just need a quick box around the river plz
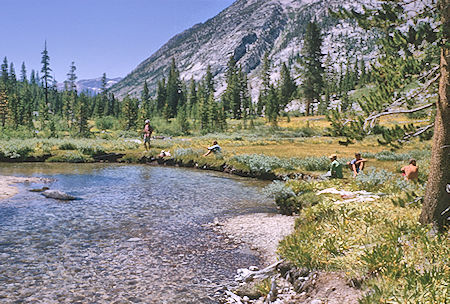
[0,163,275,304]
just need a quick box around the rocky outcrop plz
[111,0,377,99]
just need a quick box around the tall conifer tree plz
[300,20,324,116]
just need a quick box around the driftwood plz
[225,290,243,304]
[265,275,279,303]
[237,260,284,283]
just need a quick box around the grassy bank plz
[265,171,448,303]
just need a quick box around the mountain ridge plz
[111,0,376,99]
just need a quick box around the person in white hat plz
[329,154,343,179]
[142,119,153,151]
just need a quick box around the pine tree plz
[278,62,296,110]
[265,84,279,125]
[20,82,33,129]
[204,65,215,101]
[40,41,52,111]
[165,58,183,118]
[0,84,8,127]
[330,0,448,230]
[95,73,107,116]
[156,78,167,112]
[176,105,190,135]
[187,78,198,119]
[223,56,237,114]
[1,57,8,87]
[240,71,251,127]
[300,20,324,116]
[8,63,20,126]
[122,95,139,130]
[141,80,151,119]
[75,92,90,136]
[208,94,219,130]
[20,62,27,83]
[257,53,271,116]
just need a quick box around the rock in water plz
[29,186,50,192]
[41,190,77,201]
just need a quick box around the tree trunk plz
[305,99,311,116]
[419,0,450,231]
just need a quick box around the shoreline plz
[215,213,297,267]
[0,175,48,201]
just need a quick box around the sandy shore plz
[0,176,47,201]
[218,213,297,265]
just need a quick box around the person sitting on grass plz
[329,154,343,179]
[159,150,171,158]
[348,152,367,177]
[142,119,153,151]
[401,158,419,181]
[203,141,221,156]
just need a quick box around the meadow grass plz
[276,176,448,304]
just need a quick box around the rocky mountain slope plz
[111,0,377,99]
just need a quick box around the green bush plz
[0,140,34,160]
[232,154,294,174]
[264,181,299,215]
[290,156,330,171]
[298,192,322,208]
[356,167,394,191]
[96,116,120,131]
[46,151,93,163]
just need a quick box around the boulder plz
[41,190,77,201]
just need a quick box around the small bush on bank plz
[290,156,330,172]
[0,140,34,160]
[263,181,298,215]
[232,154,294,174]
[356,167,393,192]
[46,151,93,163]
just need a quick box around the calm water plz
[0,163,274,304]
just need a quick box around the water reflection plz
[0,164,275,303]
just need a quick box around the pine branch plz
[388,72,440,109]
[364,102,435,131]
[400,122,434,142]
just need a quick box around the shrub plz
[59,142,77,150]
[356,167,393,191]
[95,116,119,131]
[46,151,93,163]
[298,192,322,208]
[264,181,298,215]
[0,140,34,160]
[232,154,294,174]
[290,156,330,171]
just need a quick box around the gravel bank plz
[0,176,47,201]
[218,213,297,265]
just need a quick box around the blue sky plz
[0,0,234,81]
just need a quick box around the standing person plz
[329,154,343,179]
[203,141,221,156]
[143,119,153,151]
[401,158,419,181]
[349,152,367,177]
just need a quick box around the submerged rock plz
[41,190,77,201]
[29,187,50,192]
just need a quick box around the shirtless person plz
[143,119,153,151]
[401,159,419,181]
